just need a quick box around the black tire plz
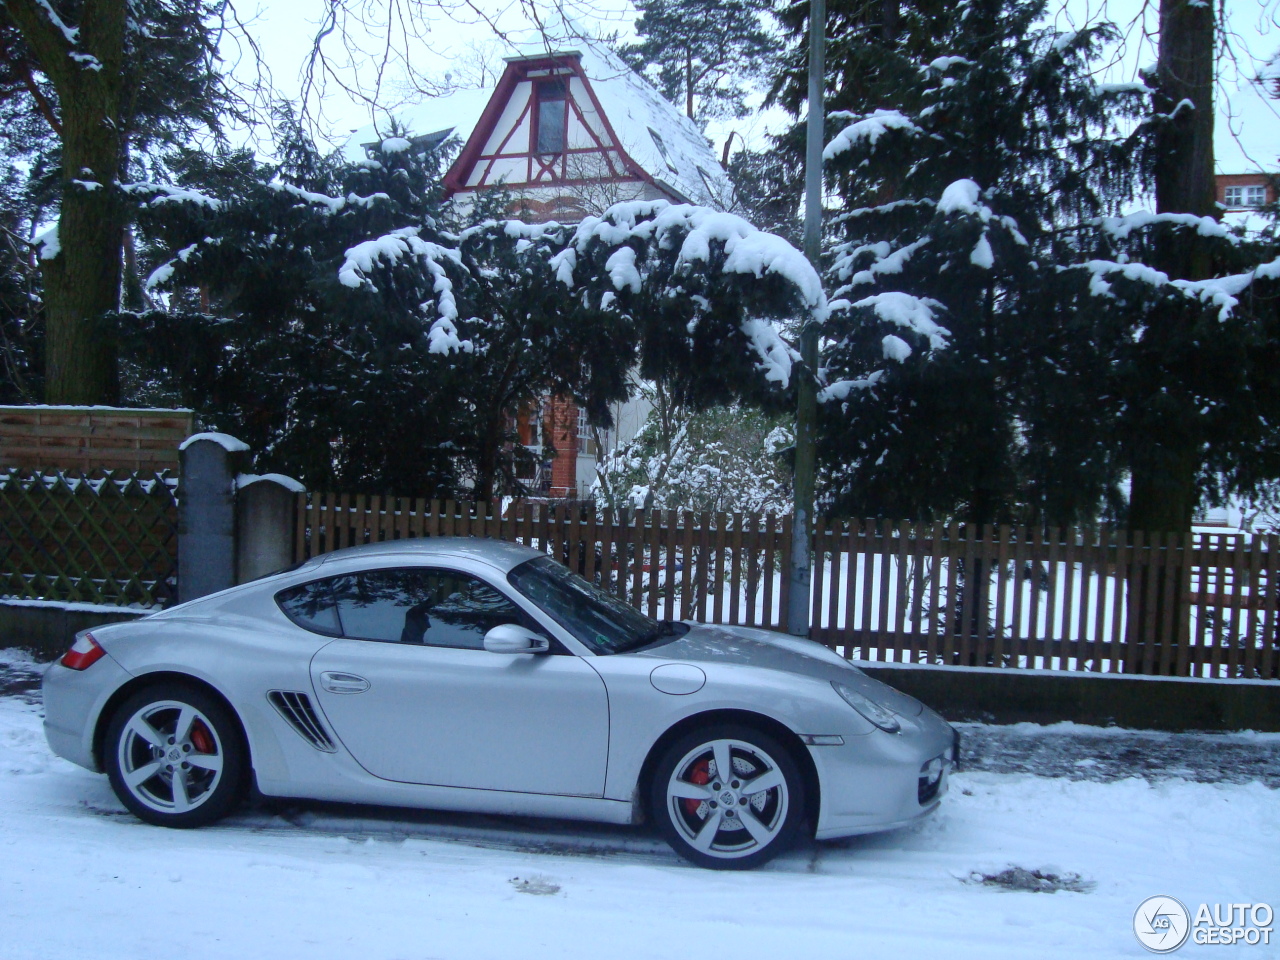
[649,722,806,870]
[104,682,247,828]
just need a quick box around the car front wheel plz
[650,723,805,869]
[104,684,246,828]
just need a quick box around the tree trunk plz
[1128,0,1217,534]
[1125,0,1216,669]
[5,0,127,404]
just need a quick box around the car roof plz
[307,536,546,575]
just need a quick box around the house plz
[346,41,734,499]
[1215,172,1275,211]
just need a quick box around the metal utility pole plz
[787,0,825,636]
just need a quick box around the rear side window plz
[276,577,344,636]
[336,568,527,649]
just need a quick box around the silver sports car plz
[43,538,957,869]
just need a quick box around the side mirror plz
[483,623,551,655]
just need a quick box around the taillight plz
[60,633,106,670]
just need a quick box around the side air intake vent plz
[268,691,337,752]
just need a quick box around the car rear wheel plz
[104,684,246,828]
[650,723,805,869]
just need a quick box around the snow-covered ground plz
[1,660,1277,959]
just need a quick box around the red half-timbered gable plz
[444,54,647,200]
[346,42,729,498]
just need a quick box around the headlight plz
[831,681,901,733]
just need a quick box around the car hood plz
[637,622,924,717]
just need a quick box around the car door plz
[307,565,610,797]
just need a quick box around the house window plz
[648,128,679,174]
[577,408,596,456]
[1224,184,1267,208]
[535,81,567,155]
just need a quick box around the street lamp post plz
[786,0,825,637]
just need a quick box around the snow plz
[70,179,102,191]
[844,238,929,286]
[337,229,473,355]
[937,179,986,216]
[969,232,994,269]
[1,694,1275,959]
[819,370,884,403]
[741,319,797,388]
[340,39,733,211]
[1096,82,1148,95]
[0,598,155,615]
[380,137,413,154]
[1077,255,1280,322]
[1095,210,1240,243]
[236,473,307,494]
[824,110,922,160]
[120,181,222,210]
[882,334,913,362]
[604,247,642,294]
[178,432,250,453]
[566,201,825,311]
[269,182,390,215]
[68,52,102,71]
[36,225,59,261]
[851,293,950,351]
[34,0,78,43]
[574,41,734,209]
[926,56,971,72]
[341,87,494,165]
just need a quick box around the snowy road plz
[1,656,1278,959]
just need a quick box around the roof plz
[341,38,733,210]
[310,537,545,574]
[567,41,732,208]
[342,87,493,167]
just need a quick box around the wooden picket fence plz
[0,469,179,607]
[293,495,1280,681]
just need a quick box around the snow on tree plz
[593,394,792,515]
[808,0,1154,526]
[130,123,819,499]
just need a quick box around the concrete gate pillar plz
[177,433,247,603]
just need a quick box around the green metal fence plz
[0,469,179,608]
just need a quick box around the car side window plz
[335,568,530,650]
[275,577,343,636]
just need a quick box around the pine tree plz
[619,0,781,123]
[813,0,1147,526]
[1,0,244,403]
[130,123,819,498]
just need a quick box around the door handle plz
[320,671,370,695]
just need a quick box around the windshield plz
[507,556,671,655]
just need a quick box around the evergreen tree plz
[619,0,781,123]
[1,0,245,404]
[129,123,818,498]
[813,0,1147,526]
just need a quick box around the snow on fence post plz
[178,433,248,603]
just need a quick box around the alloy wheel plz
[115,699,225,815]
[665,737,790,860]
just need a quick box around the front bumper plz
[809,709,956,840]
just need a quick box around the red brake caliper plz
[683,758,711,815]
[189,719,215,754]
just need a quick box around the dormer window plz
[535,80,567,155]
[1224,184,1267,208]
